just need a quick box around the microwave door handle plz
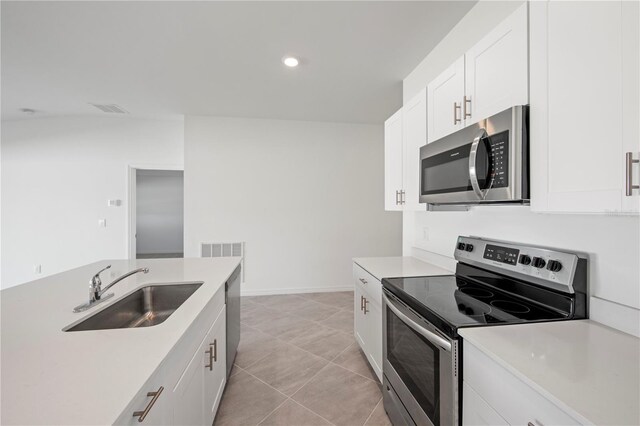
[469,128,489,200]
[383,293,452,352]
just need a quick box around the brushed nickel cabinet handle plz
[360,295,364,311]
[205,346,214,370]
[454,102,462,124]
[626,152,639,196]
[213,339,217,363]
[395,190,401,205]
[132,386,164,422]
[401,190,406,205]
[363,298,369,315]
[359,278,368,285]
[463,96,472,118]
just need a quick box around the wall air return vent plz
[90,103,128,114]
[201,242,245,282]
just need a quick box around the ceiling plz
[1,1,475,124]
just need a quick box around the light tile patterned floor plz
[213,292,392,426]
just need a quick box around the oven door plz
[382,289,458,426]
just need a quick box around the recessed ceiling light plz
[283,57,299,68]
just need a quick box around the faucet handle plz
[90,264,112,285]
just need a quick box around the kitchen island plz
[1,257,241,425]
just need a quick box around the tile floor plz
[214,291,392,426]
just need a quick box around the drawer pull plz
[454,102,462,124]
[205,340,218,371]
[132,386,164,422]
[363,297,369,315]
[359,278,368,285]
[360,295,365,311]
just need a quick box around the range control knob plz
[532,257,546,269]
[465,244,474,252]
[547,260,563,272]
[518,254,532,265]
[457,243,467,251]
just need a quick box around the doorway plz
[132,169,184,259]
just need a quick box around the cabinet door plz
[530,0,640,213]
[173,336,207,425]
[464,3,528,123]
[354,284,367,349]
[462,382,508,426]
[427,56,465,143]
[621,0,640,213]
[203,307,227,425]
[402,88,427,211]
[384,108,404,211]
[365,297,383,382]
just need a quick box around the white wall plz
[136,170,184,255]
[1,116,184,289]
[184,116,402,295]
[402,2,640,317]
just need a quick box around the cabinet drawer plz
[464,342,581,426]
[115,369,167,426]
[353,263,381,306]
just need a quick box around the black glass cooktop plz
[382,272,572,339]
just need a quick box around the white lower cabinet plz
[353,263,383,382]
[114,290,228,425]
[463,342,580,426]
[174,306,226,426]
[463,382,508,426]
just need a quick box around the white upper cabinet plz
[384,91,426,212]
[464,3,528,123]
[402,88,427,210]
[427,4,528,144]
[384,108,403,211]
[530,0,640,213]
[427,57,465,143]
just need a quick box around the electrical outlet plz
[422,227,430,241]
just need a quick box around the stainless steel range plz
[381,236,587,426]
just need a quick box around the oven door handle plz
[469,128,492,200]
[383,293,452,352]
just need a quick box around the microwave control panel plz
[488,130,509,188]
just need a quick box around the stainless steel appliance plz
[225,265,241,378]
[381,236,587,426]
[419,106,529,206]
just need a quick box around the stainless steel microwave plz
[419,105,529,206]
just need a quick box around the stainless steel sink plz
[66,282,203,332]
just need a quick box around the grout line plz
[255,397,290,426]
[289,398,338,426]
[361,396,384,426]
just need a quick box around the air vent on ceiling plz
[201,242,245,282]
[90,103,128,114]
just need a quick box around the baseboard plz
[241,285,354,297]
[589,296,640,338]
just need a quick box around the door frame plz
[127,164,184,260]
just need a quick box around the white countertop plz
[459,320,640,426]
[0,257,241,425]
[352,256,452,281]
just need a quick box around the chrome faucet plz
[73,265,149,313]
